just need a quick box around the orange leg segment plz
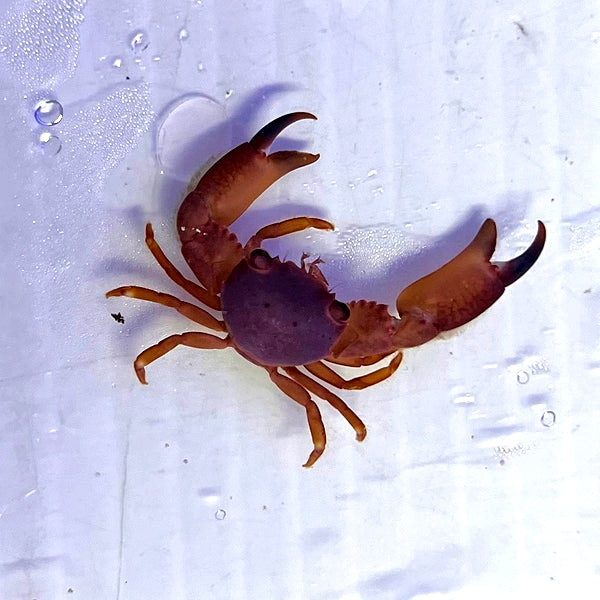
[268,369,326,468]
[245,217,334,252]
[106,286,225,332]
[283,367,367,442]
[305,351,403,391]
[144,223,221,311]
[134,332,230,384]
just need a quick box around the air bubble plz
[541,410,556,427]
[215,509,226,520]
[225,89,233,99]
[155,93,229,180]
[34,99,63,126]
[112,57,122,68]
[178,28,189,41]
[197,62,205,72]
[516,370,530,384]
[39,132,61,156]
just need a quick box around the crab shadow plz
[263,189,536,310]
[322,206,490,308]
[118,86,538,318]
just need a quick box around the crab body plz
[221,253,346,366]
[107,112,546,467]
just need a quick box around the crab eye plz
[249,248,273,271]
[329,300,350,323]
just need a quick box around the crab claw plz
[393,220,546,348]
[177,112,320,241]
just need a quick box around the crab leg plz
[106,286,225,332]
[245,217,334,253]
[394,220,546,348]
[177,112,320,236]
[283,367,367,441]
[134,332,230,384]
[269,368,326,468]
[305,351,404,391]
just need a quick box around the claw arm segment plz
[144,223,221,311]
[325,352,395,367]
[106,285,226,332]
[330,300,402,360]
[305,351,403,391]
[134,332,230,384]
[283,367,367,442]
[181,221,244,296]
[245,217,334,253]
[177,112,319,233]
[269,368,326,468]
[394,220,546,348]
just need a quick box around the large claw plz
[177,112,320,242]
[393,219,546,348]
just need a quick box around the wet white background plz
[1,1,599,598]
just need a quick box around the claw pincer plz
[392,219,547,348]
[107,111,546,467]
[177,112,319,236]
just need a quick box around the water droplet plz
[130,30,148,53]
[215,508,226,520]
[516,370,529,384]
[178,28,189,41]
[39,131,61,156]
[155,93,229,180]
[34,99,63,126]
[541,410,556,427]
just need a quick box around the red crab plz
[107,112,546,467]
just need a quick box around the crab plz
[107,112,546,467]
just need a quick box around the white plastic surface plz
[1,1,599,599]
